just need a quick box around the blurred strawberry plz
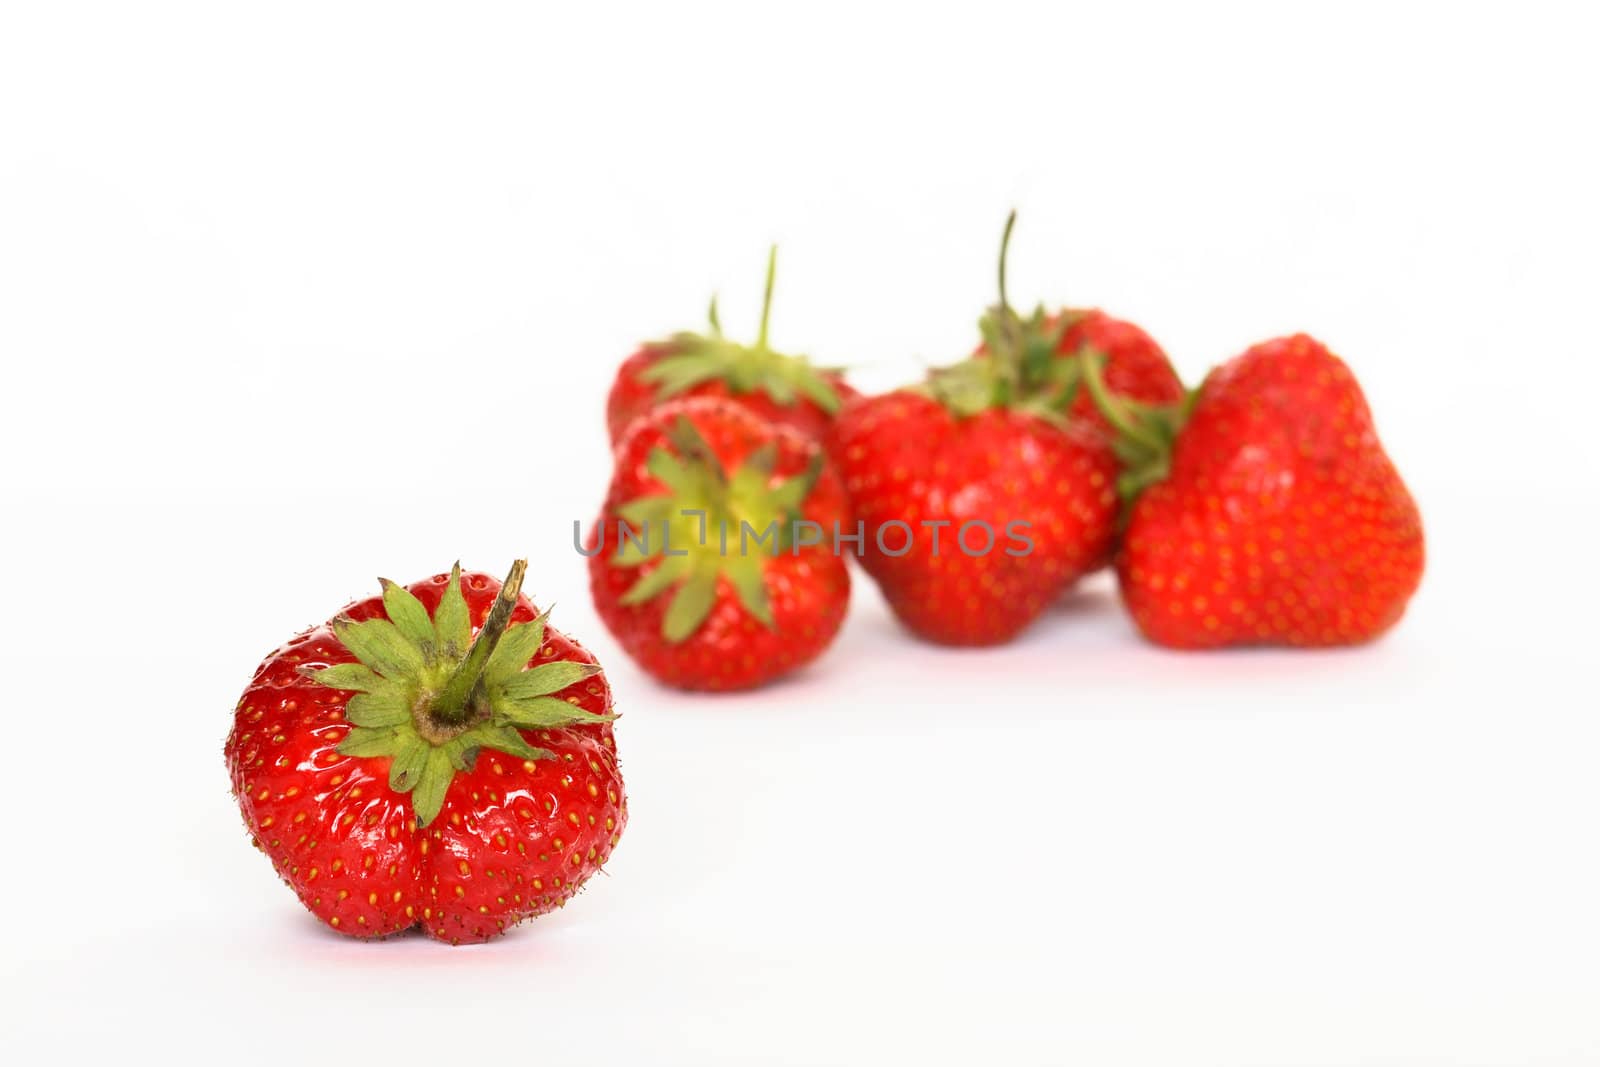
[590,396,851,689]
[829,217,1120,645]
[1088,334,1425,648]
[607,248,856,445]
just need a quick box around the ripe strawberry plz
[1100,334,1425,648]
[831,389,1118,645]
[225,562,626,944]
[972,214,1185,442]
[828,217,1123,645]
[588,396,851,689]
[606,247,856,445]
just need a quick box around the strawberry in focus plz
[607,247,857,445]
[225,563,626,944]
[589,396,851,690]
[829,218,1120,646]
[1096,334,1425,648]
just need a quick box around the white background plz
[3,2,1598,1064]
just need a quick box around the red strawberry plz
[827,216,1124,644]
[606,247,857,445]
[1101,334,1425,648]
[831,389,1118,645]
[972,215,1185,442]
[225,562,626,944]
[589,396,851,690]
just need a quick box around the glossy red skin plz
[977,308,1186,438]
[225,572,626,944]
[589,396,851,690]
[829,392,1120,645]
[1117,334,1425,649]
[606,345,859,446]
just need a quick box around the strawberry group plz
[226,563,625,943]
[227,218,1427,945]
[590,396,852,688]
[596,220,1424,653]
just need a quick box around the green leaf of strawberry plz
[610,414,822,643]
[637,247,842,415]
[309,561,614,828]
[605,250,859,448]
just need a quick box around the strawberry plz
[588,395,851,689]
[828,219,1120,645]
[225,562,626,944]
[606,247,857,445]
[956,213,1188,576]
[971,214,1185,442]
[830,391,1118,645]
[1095,334,1425,648]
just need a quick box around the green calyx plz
[306,561,611,828]
[1077,348,1196,500]
[610,415,822,643]
[919,211,1089,421]
[915,211,1197,501]
[638,246,843,413]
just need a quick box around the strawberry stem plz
[755,245,777,350]
[997,209,1017,314]
[991,211,1024,404]
[430,559,528,725]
